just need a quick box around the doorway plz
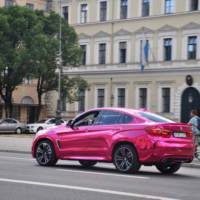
[181,87,200,122]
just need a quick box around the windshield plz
[139,112,174,123]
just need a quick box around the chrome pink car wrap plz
[32,108,195,165]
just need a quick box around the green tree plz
[28,11,85,119]
[0,6,40,117]
[0,6,87,119]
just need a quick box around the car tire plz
[16,128,22,134]
[35,140,57,166]
[155,163,181,174]
[37,127,43,132]
[79,160,97,168]
[113,144,141,173]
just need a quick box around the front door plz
[181,87,200,122]
[58,110,108,160]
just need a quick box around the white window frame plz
[135,85,150,110]
[138,0,152,17]
[158,85,174,113]
[157,31,177,61]
[75,89,88,113]
[135,34,153,63]
[114,85,128,107]
[79,39,91,65]
[186,0,200,11]
[78,2,89,24]
[117,0,129,19]
[94,37,111,65]
[114,35,131,64]
[161,0,176,14]
[61,3,71,24]
[181,29,200,60]
[95,85,108,107]
[97,0,110,21]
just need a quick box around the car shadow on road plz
[49,163,200,180]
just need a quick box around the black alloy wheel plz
[155,163,181,174]
[79,160,97,168]
[113,144,141,173]
[35,140,57,166]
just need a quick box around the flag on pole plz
[140,39,149,72]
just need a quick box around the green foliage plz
[0,6,87,118]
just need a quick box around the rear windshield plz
[139,112,174,123]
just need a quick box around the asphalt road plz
[0,152,200,200]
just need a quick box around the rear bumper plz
[140,140,195,164]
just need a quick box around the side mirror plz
[67,119,74,128]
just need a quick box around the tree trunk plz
[36,92,42,121]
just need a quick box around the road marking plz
[56,168,149,179]
[0,178,179,200]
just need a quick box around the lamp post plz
[56,0,62,118]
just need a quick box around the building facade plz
[50,0,200,122]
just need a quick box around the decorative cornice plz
[113,29,132,36]
[158,24,178,32]
[134,26,154,34]
[93,31,111,38]
[78,33,91,40]
[181,22,200,30]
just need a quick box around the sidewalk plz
[0,135,33,154]
[0,134,199,168]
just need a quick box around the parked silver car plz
[0,118,26,134]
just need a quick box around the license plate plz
[173,132,186,138]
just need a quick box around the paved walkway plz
[0,134,199,168]
[0,135,34,153]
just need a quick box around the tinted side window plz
[95,110,133,125]
[73,111,100,127]
[139,112,174,123]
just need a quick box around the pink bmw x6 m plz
[32,108,195,174]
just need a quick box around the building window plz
[5,0,13,7]
[100,1,107,21]
[119,42,127,64]
[97,89,105,107]
[139,88,147,108]
[188,36,197,60]
[162,88,170,113]
[62,6,69,22]
[26,3,34,10]
[165,0,174,14]
[99,43,106,64]
[164,38,172,61]
[78,89,85,112]
[12,106,21,120]
[142,0,150,16]
[190,0,199,11]
[120,0,128,19]
[80,45,87,65]
[117,88,126,107]
[80,4,88,23]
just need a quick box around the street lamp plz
[56,0,63,118]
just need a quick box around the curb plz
[183,162,200,169]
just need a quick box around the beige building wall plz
[48,0,200,122]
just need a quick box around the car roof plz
[88,107,140,116]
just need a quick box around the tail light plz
[145,124,193,138]
[145,126,172,138]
